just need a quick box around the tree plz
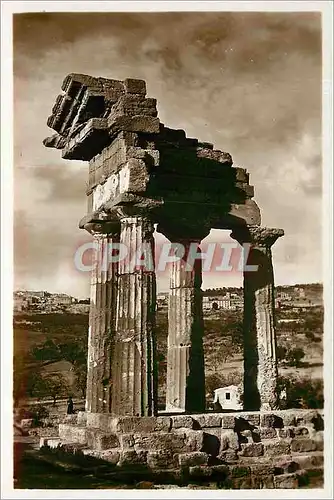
[211,342,232,372]
[25,371,50,399]
[278,375,323,409]
[44,373,69,406]
[32,338,60,362]
[286,347,305,367]
[276,345,287,363]
[73,364,87,399]
[206,373,224,395]
[25,371,69,405]
[58,342,86,367]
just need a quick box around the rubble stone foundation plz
[41,409,324,488]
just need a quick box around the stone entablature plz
[44,73,260,233]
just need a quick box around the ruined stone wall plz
[50,409,324,489]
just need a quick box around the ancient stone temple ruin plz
[42,74,324,488]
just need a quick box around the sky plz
[13,11,322,298]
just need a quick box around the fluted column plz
[111,216,157,416]
[231,226,284,411]
[166,242,205,413]
[86,226,119,413]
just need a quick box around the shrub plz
[28,405,50,427]
[278,376,323,409]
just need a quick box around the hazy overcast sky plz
[13,11,322,297]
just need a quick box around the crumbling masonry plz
[42,75,323,486]
[44,73,283,415]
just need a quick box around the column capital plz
[231,225,284,248]
[83,221,120,236]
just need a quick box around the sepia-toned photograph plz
[2,1,332,497]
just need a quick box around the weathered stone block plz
[115,416,171,433]
[294,427,310,437]
[291,439,317,453]
[278,411,296,427]
[86,412,115,430]
[59,424,87,444]
[219,434,229,452]
[252,475,275,489]
[221,415,235,429]
[243,414,260,427]
[62,414,77,424]
[147,450,178,469]
[86,429,119,451]
[124,78,146,95]
[193,414,221,428]
[178,452,209,467]
[239,442,264,457]
[189,466,213,478]
[221,430,239,450]
[264,440,291,456]
[219,450,238,463]
[295,410,319,427]
[232,476,253,489]
[211,464,230,475]
[315,435,324,451]
[183,429,205,452]
[260,427,277,439]
[277,427,295,438]
[119,433,135,449]
[292,453,324,469]
[133,431,186,453]
[109,115,160,135]
[260,414,284,428]
[231,466,251,477]
[274,473,298,489]
[275,457,300,474]
[250,463,276,476]
[94,450,120,464]
[171,415,194,429]
[118,449,148,467]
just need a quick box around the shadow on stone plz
[203,433,220,457]
[312,414,324,431]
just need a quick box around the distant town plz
[14,283,323,315]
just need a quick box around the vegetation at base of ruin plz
[276,345,306,367]
[277,376,324,410]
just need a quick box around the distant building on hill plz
[203,292,243,311]
[13,294,28,312]
[51,293,73,305]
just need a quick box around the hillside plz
[13,303,323,409]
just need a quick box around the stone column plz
[111,216,157,416]
[85,224,119,413]
[166,242,206,413]
[231,226,284,411]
